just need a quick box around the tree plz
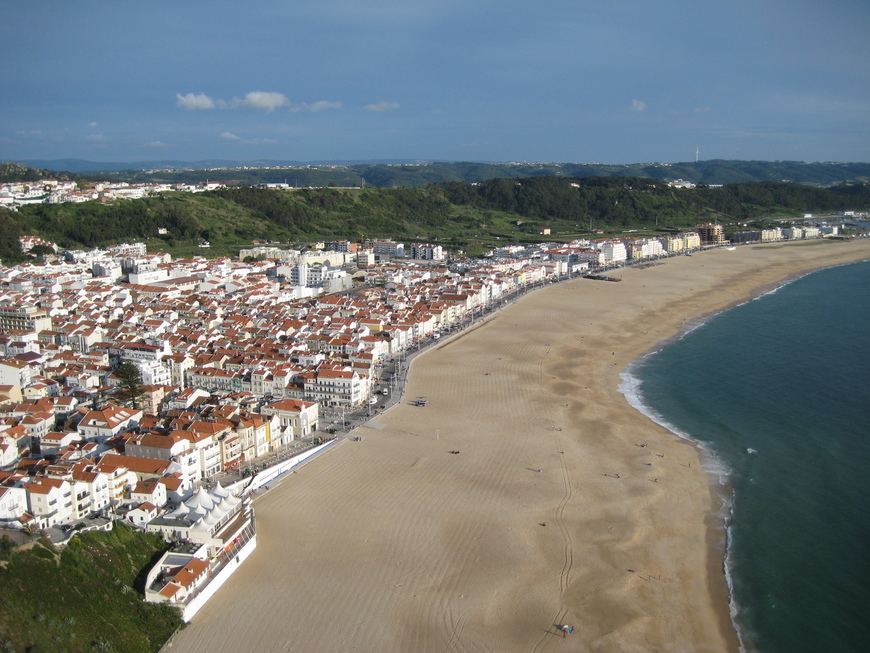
[28,244,55,258]
[115,362,144,409]
[0,209,22,263]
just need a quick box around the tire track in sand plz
[532,436,575,653]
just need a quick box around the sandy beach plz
[167,239,870,653]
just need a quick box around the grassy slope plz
[7,178,869,259]
[0,524,181,653]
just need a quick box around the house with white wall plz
[22,477,74,529]
[259,399,319,441]
[77,406,143,443]
[0,485,27,528]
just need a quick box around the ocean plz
[622,258,870,653]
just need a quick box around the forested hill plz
[2,177,868,263]
[435,176,870,225]
[5,159,870,187]
[0,161,77,183]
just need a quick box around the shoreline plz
[616,246,870,652]
[167,239,870,653]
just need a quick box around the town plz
[0,180,859,618]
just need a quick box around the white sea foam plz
[619,361,751,651]
[617,259,870,652]
[619,363,730,486]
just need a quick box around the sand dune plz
[167,240,870,652]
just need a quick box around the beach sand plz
[167,239,870,653]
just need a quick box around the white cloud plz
[364,100,400,112]
[88,121,99,128]
[85,133,107,143]
[176,92,217,110]
[144,140,170,148]
[177,91,292,111]
[630,99,647,112]
[305,100,342,112]
[218,132,278,146]
[232,91,289,111]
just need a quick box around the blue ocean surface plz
[628,258,870,652]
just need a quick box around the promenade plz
[168,239,870,652]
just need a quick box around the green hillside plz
[87,160,870,188]
[0,524,181,653]
[0,162,77,183]
[5,159,870,188]
[3,177,869,260]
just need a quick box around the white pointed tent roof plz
[166,483,242,528]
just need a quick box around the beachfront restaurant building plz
[146,484,253,557]
[144,484,257,621]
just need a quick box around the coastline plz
[616,243,870,652]
[167,239,870,653]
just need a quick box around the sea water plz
[624,258,870,653]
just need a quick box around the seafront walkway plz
[208,274,573,493]
[212,255,691,494]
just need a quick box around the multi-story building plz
[682,231,702,250]
[0,305,52,333]
[233,412,273,460]
[69,465,111,519]
[696,223,726,245]
[662,235,685,253]
[186,367,244,394]
[302,368,367,408]
[370,240,405,260]
[0,359,33,390]
[411,243,444,260]
[22,477,74,529]
[125,359,171,387]
[600,241,628,264]
[357,248,376,267]
[176,428,222,480]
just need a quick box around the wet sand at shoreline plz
[168,240,870,652]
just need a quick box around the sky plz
[1,0,868,165]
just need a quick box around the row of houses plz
[1,180,227,209]
[0,227,718,533]
[0,392,317,531]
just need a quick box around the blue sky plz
[1,0,868,165]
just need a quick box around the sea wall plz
[224,438,341,496]
[181,534,258,622]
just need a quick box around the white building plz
[22,477,74,529]
[371,240,405,259]
[145,484,251,555]
[259,399,319,440]
[600,241,627,265]
[77,406,143,443]
[411,243,444,260]
[0,485,28,529]
[128,359,172,387]
[302,368,367,408]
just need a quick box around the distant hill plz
[0,161,77,182]
[8,159,870,187]
[14,158,427,174]
[4,176,868,260]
